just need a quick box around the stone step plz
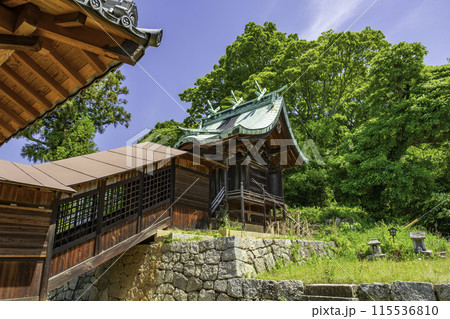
[304,284,358,298]
[300,295,359,301]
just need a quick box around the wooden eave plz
[0,0,162,145]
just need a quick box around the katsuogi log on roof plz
[0,0,163,145]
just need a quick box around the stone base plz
[416,250,433,256]
[368,254,386,260]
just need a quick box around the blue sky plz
[1,0,449,164]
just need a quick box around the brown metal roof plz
[0,160,75,192]
[0,143,186,191]
[34,143,187,186]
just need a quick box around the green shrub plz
[315,221,449,261]
[291,205,371,226]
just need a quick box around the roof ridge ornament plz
[254,80,267,101]
[207,100,221,115]
[230,91,243,110]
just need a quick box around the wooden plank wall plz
[50,239,95,277]
[174,167,209,211]
[176,156,209,175]
[99,218,137,253]
[0,261,43,300]
[172,205,209,230]
[142,203,170,229]
[0,183,56,300]
[0,183,54,208]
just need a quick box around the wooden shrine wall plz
[172,159,211,230]
[0,183,55,300]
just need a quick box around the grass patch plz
[257,257,450,284]
[258,220,449,284]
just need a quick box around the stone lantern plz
[409,231,432,256]
[367,238,386,260]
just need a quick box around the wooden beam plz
[48,217,171,292]
[42,40,86,87]
[14,3,39,36]
[0,34,42,51]
[78,49,106,75]
[0,4,16,34]
[14,51,68,98]
[55,12,87,28]
[0,64,52,109]
[0,101,28,126]
[0,0,33,7]
[0,80,40,117]
[0,115,16,134]
[35,13,139,65]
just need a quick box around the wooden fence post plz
[170,159,176,226]
[94,180,106,256]
[240,182,245,229]
[137,171,144,233]
[263,190,266,233]
[39,192,61,301]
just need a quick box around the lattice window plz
[102,177,140,227]
[142,166,171,209]
[54,191,99,249]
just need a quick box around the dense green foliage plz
[157,22,449,234]
[139,119,184,147]
[19,70,130,163]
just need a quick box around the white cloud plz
[302,0,367,40]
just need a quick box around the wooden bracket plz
[0,34,42,51]
[55,12,87,28]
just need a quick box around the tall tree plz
[20,70,130,163]
[139,120,184,148]
[179,22,294,124]
[331,43,450,219]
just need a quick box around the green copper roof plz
[175,89,308,164]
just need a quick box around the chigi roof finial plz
[207,100,221,115]
[230,91,243,110]
[254,80,267,101]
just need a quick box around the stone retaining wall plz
[153,236,333,301]
[48,235,449,301]
[49,244,161,301]
[49,235,333,301]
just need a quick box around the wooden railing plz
[227,189,284,206]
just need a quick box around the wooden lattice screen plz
[142,166,171,210]
[53,166,173,250]
[54,189,99,249]
[102,176,141,228]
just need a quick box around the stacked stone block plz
[153,236,332,301]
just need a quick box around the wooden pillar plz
[273,199,276,220]
[39,192,61,301]
[137,170,144,233]
[209,170,213,216]
[170,159,176,226]
[94,180,106,256]
[263,190,266,233]
[224,169,228,200]
[240,181,245,229]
